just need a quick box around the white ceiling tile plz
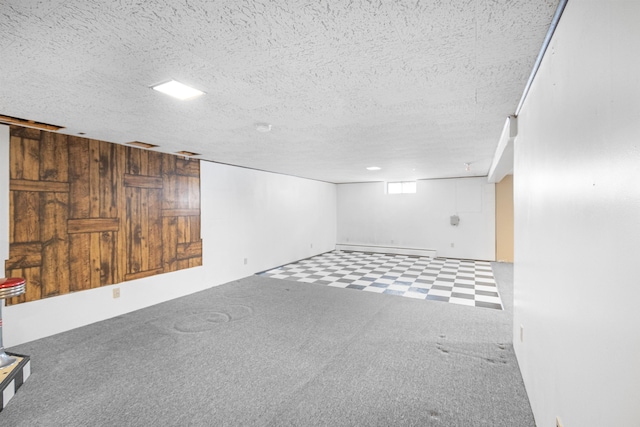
[0,0,560,183]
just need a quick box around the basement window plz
[387,181,416,194]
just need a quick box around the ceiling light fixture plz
[366,166,381,171]
[256,123,272,133]
[151,80,205,100]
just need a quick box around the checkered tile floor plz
[259,250,503,310]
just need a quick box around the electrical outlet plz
[450,243,454,248]
[112,288,120,299]
[391,239,394,244]
[520,325,524,342]
[244,258,248,265]
[310,243,313,249]
[556,416,563,427]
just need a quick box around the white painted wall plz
[513,1,640,426]
[1,153,336,347]
[337,177,495,260]
[200,162,336,283]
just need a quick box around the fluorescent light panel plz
[152,80,204,100]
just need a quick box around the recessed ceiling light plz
[366,166,381,171]
[152,80,204,100]
[256,123,272,133]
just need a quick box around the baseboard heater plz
[335,243,437,258]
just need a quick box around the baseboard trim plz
[335,244,437,258]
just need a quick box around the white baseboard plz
[335,243,437,258]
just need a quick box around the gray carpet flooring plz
[1,262,533,426]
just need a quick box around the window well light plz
[387,181,417,194]
[152,80,205,100]
[366,166,381,171]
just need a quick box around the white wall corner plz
[488,115,517,183]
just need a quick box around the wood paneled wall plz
[4,126,202,305]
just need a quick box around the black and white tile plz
[259,250,503,310]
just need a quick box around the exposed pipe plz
[515,0,569,116]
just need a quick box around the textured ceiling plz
[0,0,559,183]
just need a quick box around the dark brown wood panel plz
[124,267,164,281]
[162,155,177,210]
[189,216,201,243]
[10,135,39,180]
[5,266,41,305]
[68,136,91,218]
[69,233,91,292]
[99,231,117,286]
[147,188,163,271]
[5,126,203,305]
[124,174,163,189]
[88,141,100,217]
[10,180,69,193]
[11,126,41,139]
[162,208,200,217]
[188,176,200,209]
[176,158,200,177]
[177,241,203,260]
[40,132,68,182]
[11,191,40,243]
[148,151,163,177]
[67,218,119,234]
[162,216,178,272]
[40,192,70,297]
[99,141,119,219]
[5,242,42,269]
[126,186,142,275]
[115,143,127,285]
